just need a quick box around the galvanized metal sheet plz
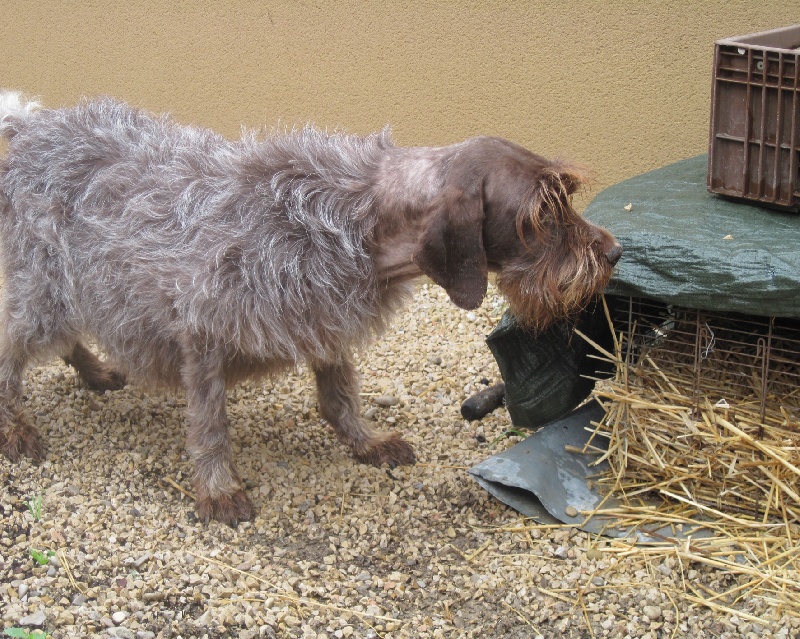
[469,401,714,542]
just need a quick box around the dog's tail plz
[0,90,41,139]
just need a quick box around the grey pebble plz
[364,407,379,420]
[18,611,46,627]
[643,605,662,621]
[374,395,399,407]
[112,610,129,624]
[129,551,152,569]
[142,592,163,602]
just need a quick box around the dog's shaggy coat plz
[0,92,621,525]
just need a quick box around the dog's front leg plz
[314,355,416,467]
[182,339,255,526]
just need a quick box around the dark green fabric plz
[584,155,800,318]
[486,301,615,428]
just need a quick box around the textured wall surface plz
[1,1,796,195]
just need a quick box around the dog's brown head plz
[413,137,621,330]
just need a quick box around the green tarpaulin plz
[584,155,800,318]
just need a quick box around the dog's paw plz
[355,433,416,468]
[86,369,127,392]
[195,489,256,528]
[0,422,46,462]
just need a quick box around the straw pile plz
[577,298,800,620]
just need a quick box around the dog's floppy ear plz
[412,184,488,310]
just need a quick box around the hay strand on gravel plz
[56,549,85,595]
[189,552,401,624]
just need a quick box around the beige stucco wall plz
[1,1,796,200]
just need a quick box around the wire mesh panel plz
[593,296,800,522]
[613,297,800,420]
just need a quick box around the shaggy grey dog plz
[0,91,621,525]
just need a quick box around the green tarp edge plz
[584,155,800,318]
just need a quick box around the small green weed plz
[4,628,48,638]
[26,493,43,522]
[29,548,55,566]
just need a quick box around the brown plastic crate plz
[707,24,800,211]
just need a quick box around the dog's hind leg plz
[314,355,416,467]
[182,338,255,526]
[0,267,79,461]
[0,329,45,461]
[63,343,127,392]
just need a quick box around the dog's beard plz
[496,237,613,332]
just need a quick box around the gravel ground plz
[1,283,798,639]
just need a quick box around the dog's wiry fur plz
[0,91,621,525]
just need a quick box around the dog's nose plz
[605,244,623,266]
